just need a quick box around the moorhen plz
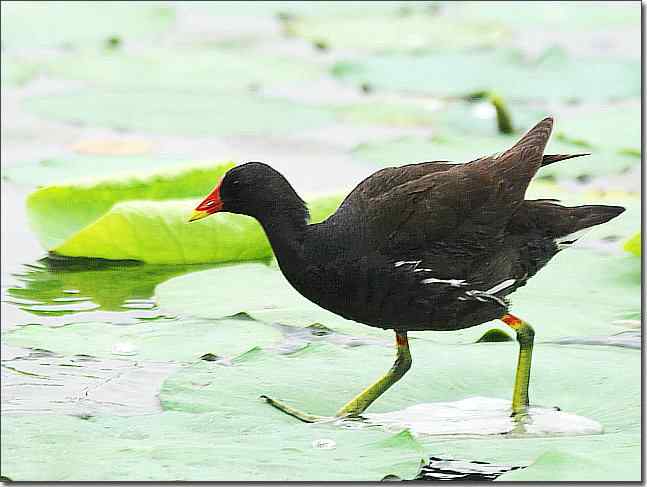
[189,117,624,423]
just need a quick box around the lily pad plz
[1,409,425,481]
[158,339,639,481]
[623,232,640,256]
[25,160,344,264]
[0,57,39,86]
[332,48,640,102]
[155,263,376,337]
[4,155,198,187]
[196,1,427,19]
[556,103,641,155]
[286,13,508,53]
[0,1,174,48]
[26,162,234,250]
[448,1,639,31]
[2,317,281,363]
[45,48,322,91]
[24,91,336,137]
[52,196,341,264]
[334,102,437,127]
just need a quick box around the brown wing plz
[328,117,555,254]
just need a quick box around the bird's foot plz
[260,395,328,423]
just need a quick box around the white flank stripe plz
[421,277,466,287]
[486,279,516,294]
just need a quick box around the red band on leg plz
[501,313,523,328]
[396,333,408,347]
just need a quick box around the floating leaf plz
[0,57,39,86]
[4,155,197,187]
[155,263,377,336]
[24,91,335,137]
[2,317,281,362]
[195,1,426,19]
[286,13,508,53]
[0,1,174,48]
[25,161,344,263]
[26,162,234,250]
[1,410,425,481]
[623,232,641,256]
[556,103,641,155]
[53,195,341,264]
[332,49,639,102]
[45,48,322,91]
[158,339,639,480]
[448,1,639,31]
[334,102,436,127]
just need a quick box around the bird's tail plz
[515,200,625,243]
[561,204,626,235]
[541,152,590,167]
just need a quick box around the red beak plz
[188,182,224,222]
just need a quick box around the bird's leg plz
[335,330,412,417]
[501,313,535,416]
[259,395,325,423]
[261,331,411,423]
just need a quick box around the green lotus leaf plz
[334,102,437,127]
[159,340,639,480]
[155,262,384,337]
[26,162,235,250]
[556,103,641,155]
[51,195,341,264]
[1,409,425,481]
[24,161,344,264]
[286,13,509,53]
[0,57,39,86]
[4,155,200,187]
[332,49,639,102]
[623,232,641,256]
[448,1,639,31]
[24,91,336,137]
[194,1,426,19]
[2,317,281,362]
[44,48,322,92]
[0,1,174,48]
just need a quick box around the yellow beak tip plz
[188,210,209,223]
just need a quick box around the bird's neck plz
[255,198,310,276]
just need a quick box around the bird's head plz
[188,162,303,222]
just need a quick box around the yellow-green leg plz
[336,331,411,417]
[501,313,535,415]
[261,330,412,423]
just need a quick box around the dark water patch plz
[414,456,525,481]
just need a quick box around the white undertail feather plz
[485,279,516,294]
[555,228,590,250]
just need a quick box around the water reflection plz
[7,256,217,314]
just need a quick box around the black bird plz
[189,117,624,422]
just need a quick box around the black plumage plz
[212,117,624,333]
